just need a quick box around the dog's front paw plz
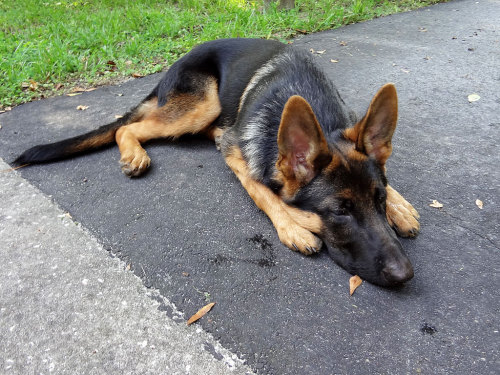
[386,185,420,237]
[119,148,151,177]
[276,223,323,255]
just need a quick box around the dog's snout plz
[382,259,414,284]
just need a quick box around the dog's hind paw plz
[119,149,151,177]
[386,185,420,237]
[276,223,323,255]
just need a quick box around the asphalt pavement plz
[1,0,499,374]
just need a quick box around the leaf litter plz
[429,200,443,208]
[349,275,362,296]
[187,302,216,325]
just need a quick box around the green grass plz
[0,0,444,109]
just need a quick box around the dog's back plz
[220,45,357,185]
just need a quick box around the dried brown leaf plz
[70,87,86,93]
[187,302,215,325]
[132,72,144,78]
[330,59,339,63]
[349,275,362,296]
[429,199,443,208]
[475,199,483,209]
[76,105,89,111]
[29,80,38,91]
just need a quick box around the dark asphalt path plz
[1,0,498,373]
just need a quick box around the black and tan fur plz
[15,38,420,286]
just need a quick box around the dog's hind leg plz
[115,76,221,176]
[224,146,323,255]
[386,185,420,237]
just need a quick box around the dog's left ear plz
[276,95,331,192]
[344,83,398,166]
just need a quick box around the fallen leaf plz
[70,87,86,93]
[309,48,326,55]
[468,94,480,102]
[182,272,190,277]
[339,41,347,46]
[29,80,39,91]
[67,93,82,97]
[76,105,89,111]
[106,60,117,72]
[349,275,362,296]
[330,59,339,63]
[132,72,144,78]
[429,199,443,208]
[419,27,428,32]
[125,263,131,271]
[475,199,483,209]
[54,83,64,90]
[187,302,215,325]
[114,114,124,119]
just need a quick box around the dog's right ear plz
[276,96,331,197]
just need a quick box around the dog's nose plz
[382,259,414,284]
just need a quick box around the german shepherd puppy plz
[15,39,420,286]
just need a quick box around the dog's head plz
[275,84,413,286]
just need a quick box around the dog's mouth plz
[325,244,414,287]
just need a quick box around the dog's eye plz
[375,189,386,207]
[333,199,353,216]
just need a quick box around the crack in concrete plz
[439,209,499,250]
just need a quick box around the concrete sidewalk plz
[1,0,499,374]
[0,159,254,374]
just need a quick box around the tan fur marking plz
[225,147,323,255]
[115,78,221,176]
[279,202,323,234]
[346,145,369,163]
[386,185,420,237]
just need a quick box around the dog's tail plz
[13,94,155,166]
